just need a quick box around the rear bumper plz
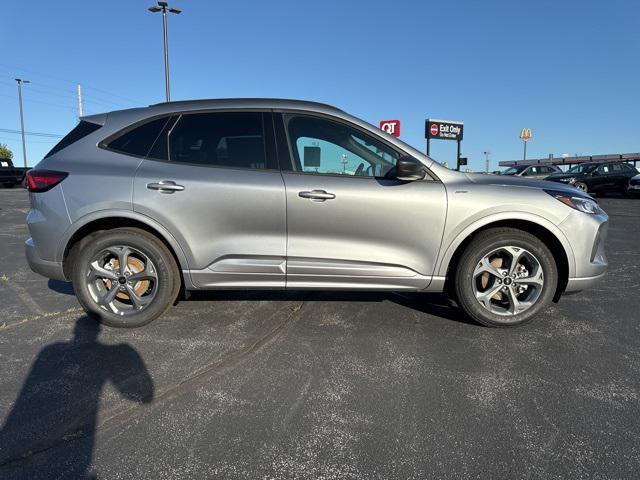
[25,237,66,281]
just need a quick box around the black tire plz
[574,182,588,194]
[72,228,180,328]
[454,228,558,327]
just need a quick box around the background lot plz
[1,188,639,479]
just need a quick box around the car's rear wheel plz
[72,228,180,328]
[454,228,558,327]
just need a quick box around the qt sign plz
[425,119,464,141]
[379,120,401,137]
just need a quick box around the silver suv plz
[25,99,608,328]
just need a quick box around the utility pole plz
[15,78,30,168]
[77,84,84,120]
[148,1,182,102]
[484,151,490,173]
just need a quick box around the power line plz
[0,63,144,105]
[0,80,126,109]
[0,136,58,144]
[0,128,63,138]
[0,92,75,111]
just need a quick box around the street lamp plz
[148,1,181,102]
[483,150,490,173]
[15,78,30,168]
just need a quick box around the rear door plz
[130,111,287,288]
[276,113,447,290]
[593,163,618,193]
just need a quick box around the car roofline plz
[148,98,345,113]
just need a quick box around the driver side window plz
[284,115,399,178]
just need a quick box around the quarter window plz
[284,115,399,178]
[46,121,102,158]
[107,116,172,157]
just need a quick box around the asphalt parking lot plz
[1,188,639,479]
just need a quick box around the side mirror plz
[592,170,600,176]
[396,156,425,181]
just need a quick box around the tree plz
[0,143,13,160]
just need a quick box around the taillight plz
[26,170,68,192]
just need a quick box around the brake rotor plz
[481,256,504,301]
[104,256,150,301]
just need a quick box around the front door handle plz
[147,180,185,193]
[298,189,336,201]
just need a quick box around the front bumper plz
[559,209,608,292]
[25,237,66,281]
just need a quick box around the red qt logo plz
[379,120,401,137]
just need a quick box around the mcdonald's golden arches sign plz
[519,128,532,141]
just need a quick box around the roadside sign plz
[519,128,532,141]
[379,120,401,137]
[425,119,464,141]
[458,157,468,166]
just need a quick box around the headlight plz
[558,177,575,183]
[544,190,604,215]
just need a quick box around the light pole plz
[148,1,181,102]
[15,78,30,168]
[483,151,490,173]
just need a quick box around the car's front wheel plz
[574,181,588,194]
[72,228,180,328]
[454,228,558,327]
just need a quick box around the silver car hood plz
[464,173,582,196]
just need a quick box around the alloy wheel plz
[472,246,544,317]
[85,245,158,316]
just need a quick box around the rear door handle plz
[147,180,185,193]
[298,189,336,201]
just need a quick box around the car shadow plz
[48,279,75,295]
[187,289,477,326]
[0,316,154,478]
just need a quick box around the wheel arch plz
[59,211,191,286]
[439,216,574,302]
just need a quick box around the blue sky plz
[1,0,638,170]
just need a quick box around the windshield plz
[567,163,596,174]
[503,166,527,175]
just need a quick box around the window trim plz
[274,109,438,182]
[98,108,279,172]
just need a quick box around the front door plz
[133,111,286,288]
[277,113,447,290]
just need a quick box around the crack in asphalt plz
[0,300,306,468]
[0,308,84,330]
[0,275,45,316]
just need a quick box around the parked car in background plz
[502,164,561,179]
[628,173,640,197]
[24,99,608,329]
[0,158,29,188]
[546,161,638,195]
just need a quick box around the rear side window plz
[167,112,268,169]
[45,121,102,158]
[107,116,172,157]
